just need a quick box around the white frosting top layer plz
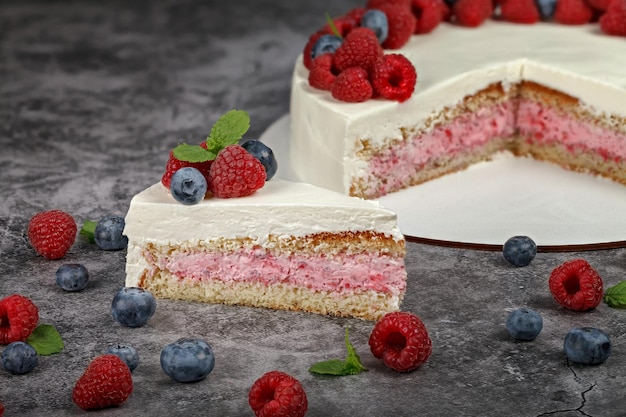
[123,180,404,243]
[289,21,626,195]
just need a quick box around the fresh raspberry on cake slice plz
[333,27,384,73]
[309,53,338,91]
[411,0,445,34]
[554,0,594,24]
[600,0,626,36]
[453,0,494,27]
[208,144,266,198]
[161,142,212,189]
[372,53,417,102]
[377,4,417,49]
[500,0,541,24]
[332,66,374,102]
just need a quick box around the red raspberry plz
[309,53,338,91]
[0,294,39,345]
[28,209,77,260]
[0,399,4,417]
[378,4,417,49]
[367,0,412,7]
[333,27,384,73]
[369,311,432,372]
[372,53,417,102]
[600,0,626,36]
[548,259,604,311]
[500,0,540,23]
[453,0,494,27]
[331,67,374,102]
[412,0,445,34]
[72,354,133,411]
[161,142,212,189]
[554,0,594,24]
[248,371,308,417]
[342,7,367,25]
[208,145,266,198]
[587,0,611,11]
[303,31,326,70]
[321,16,356,38]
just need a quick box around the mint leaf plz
[205,109,250,155]
[80,220,97,243]
[604,280,626,309]
[324,12,342,38]
[309,327,368,376]
[26,324,64,355]
[172,143,216,162]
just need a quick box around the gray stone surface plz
[1,1,625,416]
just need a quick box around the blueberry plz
[55,263,89,292]
[502,236,537,267]
[170,167,207,205]
[535,0,558,19]
[160,338,215,383]
[1,342,38,375]
[95,215,129,251]
[311,34,343,61]
[111,287,157,327]
[105,344,139,371]
[564,327,611,365]
[360,9,389,44]
[505,308,543,341]
[241,140,278,181]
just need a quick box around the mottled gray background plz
[1,1,625,416]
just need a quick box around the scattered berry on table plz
[311,34,343,61]
[241,139,278,181]
[55,263,89,292]
[372,53,417,102]
[248,370,308,417]
[563,327,611,365]
[534,0,558,19]
[208,144,266,198]
[308,53,338,91]
[369,311,432,372]
[170,167,208,205]
[27,209,77,260]
[1,341,38,375]
[105,344,139,372]
[502,235,537,267]
[599,0,626,37]
[332,66,374,102]
[0,294,39,345]
[333,27,383,73]
[111,287,156,328]
[72,354,133,411]
[0,399,4,416]
[94,215,128,251]
[160,338,215,383]
[360,9,389,43]
[553,0,593,25]
[505,308,543,341]
[500,0,540,24]
[548,259,603,311]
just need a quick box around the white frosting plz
[289,21,626,195]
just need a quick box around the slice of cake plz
[124,179,406,320]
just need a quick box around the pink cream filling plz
[155,249,406,296]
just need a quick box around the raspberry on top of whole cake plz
[304,0,626,103]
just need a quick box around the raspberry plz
[367,0,412,7]
[0,399,3,416]
[208,145,266,198]
[600,0,626,36]
[554,0,594,24]
[586,0,611,11]
[343,7,367,25]
[331,67,374,102]
[369,311,432,372]
[248,371,308,417]
[27,209,77,260]
[0,294,39,345]
[500,0,541,23]
[378,4,417,49]
[412,0,445,34]
[453,0,494,27]
[548,259,604,311]
[321,17,356,38]
[303,31,326,70]
[161,142,212,190]
[333,27,384,73]
[309,53,338,91]
[72,354,133,411]
[372,53,417,102]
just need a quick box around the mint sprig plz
[79,220,98,243]
[26,324,64,355]
[172,109,250,162]
[309,327,368,376]
[324,12,342,39]
[604,280,626,309]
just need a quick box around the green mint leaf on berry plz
[604,280,626,309]
[26,324,64,355]
[172,143,216,162]
[325,12,342,38]
[80,220,97,243]
[205,109,250,156]
[309,327,368,376]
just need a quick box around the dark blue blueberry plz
[111,287,156,328]
[241,139,278,181]
[170,167,207,205]
[105,344,140,371]
[564,327,611,365]
[505,308,543,341]
[1,342,38,375]
[360,9,389,44]
[503,236,537,267]
[311,34,343,60]
[535,0,558,19]
[160,338,215,383]
[55,263,89,292]
[95,215,129,251]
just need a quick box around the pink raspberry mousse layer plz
[155,250,406,296]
